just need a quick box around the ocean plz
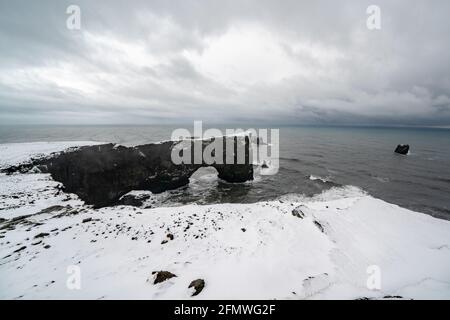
[0,125,449,220]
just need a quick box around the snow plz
[0,141,104,169]
[1,142,450,300]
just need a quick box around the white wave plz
[189,173,219,185]
[372,176,390,183]
[309,174,332,183]
[278,185,366,204]
[121,190,153,197]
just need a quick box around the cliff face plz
[13,136,253,207]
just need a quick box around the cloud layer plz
[1,0,450,125]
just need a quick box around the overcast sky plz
[1,0,450,126]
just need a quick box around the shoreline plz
[1,141,450,299]
[1,184,450,299]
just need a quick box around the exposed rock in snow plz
[292,206,306,219]
[152,271,177,284]
[118,191,153,207]
[189,279,205,296]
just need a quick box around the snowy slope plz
[0,141,105,169]
[1,142,450,300]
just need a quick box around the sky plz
[0,0,450,126]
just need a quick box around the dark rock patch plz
[152,271,177,284]
[53,206,80,218]
[188,279,205,296]
[0,215,33,231]
[118,193,152,207]
[37,205,66,214]
[13,246,27,253]
[394,144,409,155]
[34,232,50,239]
[314,220,324,233]
[292,207,305,219]
[383,295,404,299]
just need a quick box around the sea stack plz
[394,144,409,155]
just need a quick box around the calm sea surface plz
[1,125,449,219]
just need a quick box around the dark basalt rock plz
[3,136,253,208]
[13,246,27,253]
[37,205,67,214]
[34,232,50,239]
[0,215,31,231]
[394,144,409,155]
[118,193,152,207]
[292,207,305,219]
[152,271,177,284]
[314,220,324,233]
[383,295,404,299]
[188,279,205,296]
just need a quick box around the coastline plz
[1,141,450,299]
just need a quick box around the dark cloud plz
[0,0,450,125]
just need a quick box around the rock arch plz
[5,136,254,207]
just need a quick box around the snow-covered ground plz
[1,142,450,299]
[0,141,105,169]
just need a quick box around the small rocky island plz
[394,144,410,155]
[3,136,253,207]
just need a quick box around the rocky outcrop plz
[394,144,409,155]
[292,206,305,219]
[118,192,152,207]
[152,271,177,284]
[188,279,205,296]
[3,136,253,208]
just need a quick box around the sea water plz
[0,125,449,219]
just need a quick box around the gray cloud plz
[1,0,450,125]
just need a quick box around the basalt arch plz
[3,136,254,208]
